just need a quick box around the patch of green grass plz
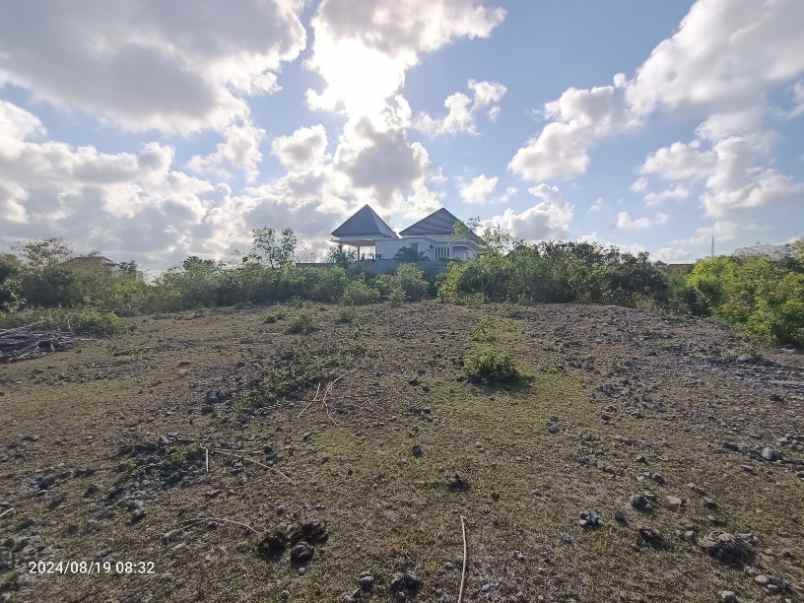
[463,345,523,384]
[335,307,357,324]
[263,310,286,324]
[285,311,315,334]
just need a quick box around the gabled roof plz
[399,208,482,244]
[332,205,399,239]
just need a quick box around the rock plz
[559,533,575,545]
[703,497,717,509]
[411,445,423,458]
[359,574,375,592]
[290,541,314,566]
[614,511,627,524]
[638,527,664,548]
[547,423,560,434]
[719,590,739,602]
[579,511,602,529]
[760,447,781,461]
[389,572,422,597]
[754,575,769,586]
[256,530,287,561]
[447,473,469,493]
[665,496,684,510]
[287,519,328,545]
[699,531,755,565]
[650,472,666,485]
[630,494,653,512]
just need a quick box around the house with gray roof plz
[331,205,482,261]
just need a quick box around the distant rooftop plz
[331,205,398,240]
[400,208,482,244]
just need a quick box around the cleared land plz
[1,302,803,602]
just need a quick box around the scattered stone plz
[447,473,469,493]
[359,575,375,592]
[630,494,653,512]
[754,575,769,586]
[638,527,665,548]
[719,590,738,603]
[760,447,781,462]
[547,421,560,434]
[614,511,627,525]
[130,508,146,524]
[579,511,602,529]
[665,496,684,511]
[559,533,575,545]
[699,531,755,566]
[703,497,717,509]
[389,572,422,597]
[650,472,666,485]
[290,542,314,566]
[257,530,287,561]
[412,445,423,458]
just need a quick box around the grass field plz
[1,301,803,602]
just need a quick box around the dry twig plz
[181,516,261,536]
[0,507,15,519]
[458,515,468,603]
[211,448,294,485]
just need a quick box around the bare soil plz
[1,302,803,602]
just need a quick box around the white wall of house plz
[375,236,479,260]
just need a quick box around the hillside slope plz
[2,302,803,602]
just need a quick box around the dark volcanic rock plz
[699,531,755,566]
[257,529,287,561]
[390,572,422,597]
[290,541,314,566]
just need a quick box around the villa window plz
[434,246,450,259]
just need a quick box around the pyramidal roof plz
[332,205,399,239]
[399,208,482,243]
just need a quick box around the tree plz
[394,246,427,262]
[17,238,73,270]
[182,256,218,273]
[244,227,297,268]
[0,254,21,310]
[327,245,357,267]
[792,239,804,263]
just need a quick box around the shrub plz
[335,307,357,324]
[285,311,315,334]
[0,308,126,336]
[388,284,405,306]
[341,280,380,306]
[397,264,429,301]
[463,345,520,384]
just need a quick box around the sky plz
[1,0,803,269]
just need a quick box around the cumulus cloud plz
[588,197,604,212]
[483,183,574,241]
[509,78,635,181]
[187,120,266,181]
[0,2,306,134]
[0,0,305,133]
[644,186,690,207]
[459,174,498,204]
[639,125,803,217]
[614,211,669,231]
[510,0,804,183]
[271,125,329,173]
[307,1,505,117]
[414,79,508,135]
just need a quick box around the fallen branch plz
[0,507,15,519]
[211,448,294,485]
[181,516,261,536]
[458,515,468,603]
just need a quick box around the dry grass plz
[1,301,803,602]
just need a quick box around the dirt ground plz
[1,301,803,602]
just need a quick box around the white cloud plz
[307,0,505,118]
[630,177,648,193]
[187,120,266,181]
[483,183,574,241]
[644,186,690,207]
[614,211,669,231]
[509,80,636,182]
[459,174,498,204]
[0,2,306,134]
[790,81,804,118]
[588,197,604,212]
[415,79,508,135]
[271,125,329,173]
[510,0,804,183]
